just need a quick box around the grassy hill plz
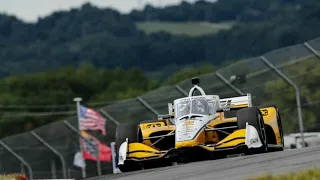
[136,21,235,36]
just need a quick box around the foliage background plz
[1,0,320,138]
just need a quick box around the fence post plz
[63,121,102,177]
[304,42,320,59]
[175,85,188,96]
[215,72,245,96]
[0,140,33,179]
[137,96,159,117]
[20,163,25,174]
[68,168,71,178]
[99,109,120,126]
[260,56,305,147]
[30,131,67,179]
[51,159,56,179]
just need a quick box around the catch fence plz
[1,36,320,179]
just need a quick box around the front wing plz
[118,123,262,165]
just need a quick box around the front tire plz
[237,107,268,154]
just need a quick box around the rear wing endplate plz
[219,93,252,110]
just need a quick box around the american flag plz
[79,105,106,135]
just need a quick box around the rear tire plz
[259,105,284,152]
[276,109,284,151]
[115,123,142,172]
[237,107,268,154]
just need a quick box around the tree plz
[0,64,159,138]
[262,58,320,133]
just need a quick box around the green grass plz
[249,168,320,180]
[136,21,235,36]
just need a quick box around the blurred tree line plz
[0,64,215,138]
[1,0,320,79]
[129,0,305,22]
[1,0,320,137]
[0,64,156,137]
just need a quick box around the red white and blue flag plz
[79,105,106,135]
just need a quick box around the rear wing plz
[218,93,252,111]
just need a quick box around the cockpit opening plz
[174,96,219,120]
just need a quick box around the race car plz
[115,77,284,172]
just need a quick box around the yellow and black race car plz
[115,78,284,172]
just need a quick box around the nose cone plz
[175,120,206,149]
[176,140,199,149]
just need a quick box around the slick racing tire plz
[115,123,142,172]
[275,107,284,151]
[237,106,268,154]
[259,105,284,152]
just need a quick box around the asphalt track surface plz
[85,146,320,180]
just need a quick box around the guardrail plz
[1,36,320,179]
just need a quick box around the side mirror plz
[158,114,171,120]
[216,106,231,112]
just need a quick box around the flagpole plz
[97,142,101,176]
[74,97,86,178]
